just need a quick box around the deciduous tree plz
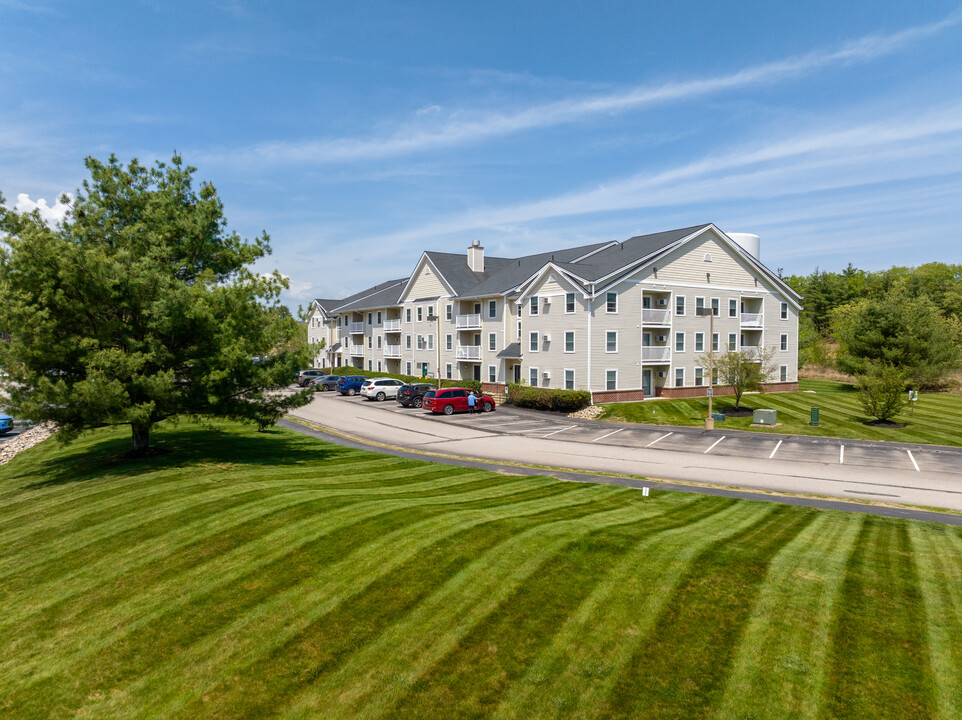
[698,346,778,410]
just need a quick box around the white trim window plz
[488,365,497,383]
[376,335,382,349]
[606,369,617,390]
[675,367,685,387]
[781,302,788,320]
[445,363,452,379]
[445,304,452,320]
[780,334,788,351]
[676,295,686,316]
[728,333,737,351]
[406,308,412,323]
[695,332,704,352]
[565,368,575,390]
[406,362,412,375]
[427,334,434,350]
[530,367,539,387]
[712,332,719,352]
[529,331,539,352]
[565,292,575,313]
[729,298,737,318]
[695,367,703,386]
[368,336,373,348]
[711,298,719,317]
[488,332,497,351]
[446,334,453,351]
[675,332,685,352]
[606,331,618,353]
[530,296,539,316]
[377,361,382,372]
[488,300,497,318]
[780,365,788,381]
[695,297,705,314]
[377,311,382,324]
[417,307,423,321]
[406,334,412,349]
[564,331,575,353]
[606,292,618,313]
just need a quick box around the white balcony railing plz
[642,346,672,363]
[456,313,482,329]
[383,345,402,358]
[740,344,762,360]
[383,319,401,332]
[456,345,482,361]
[349,322,365,334]
[642,308,671,325]
[740,313,763,328]
[349,345,364,356]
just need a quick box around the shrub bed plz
[506,384,592,412]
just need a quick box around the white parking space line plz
[646,432,673,448]
[704,436,726,454]
[542,425,577,438]
[907,450,920,472]
[589,428,624,444]
[769,440,783,459]
[840,445,844,464]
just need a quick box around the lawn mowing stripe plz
[714,512,864,720]
[0,466,495,615]
[466,502,769,720]
[387,496,732,719]
[275,500,682,720]
[71,481,638,720]
[821,518,937,719]
[0,463,494,590]
[908,523,962,720]
[2,474,567,691]
[168,487,677,720]
[600,504,818,719]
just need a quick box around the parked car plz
[296,369,323,386]
[309,374,342,391]
[396,383,436,408]
[337,376,369,396]
[0,414,11,435]
[422,388,496,415]
[360,378,406,401]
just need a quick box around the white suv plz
[360,378,405,401]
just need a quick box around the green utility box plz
[753,409,777,426]
[711,412,726,422]
[810,407,819,426]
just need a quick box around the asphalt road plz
[290,390,962,513]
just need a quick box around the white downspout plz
[587,283,593,405]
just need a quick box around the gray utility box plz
[753,409,778,426]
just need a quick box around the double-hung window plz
[565,292,575,313]
[606,370,617,390]
[530,332,539,352]
[488,333,497,351]
[728,333,737,351]
[780,334,788,351]
[695,367,704,386]
[711,298,719,317]
[781,302,789,320]
[445,304,452,321]
[565,369,575,390]
[446,334,452,351]
[676,295,686,316]
[530,296,539,316]
[606,331,618,353]
[417,307,423,322]
[530,367,539,387]
[488,300,497,318]
[406,308,411,323]
[675,332,685,352]
[712,333,719,352]
[694,332,704,352]
[675,367,685,387]
[564,331,575,353]
[729,299,737,318]
[606,292,618,313]
[488,365,496,382]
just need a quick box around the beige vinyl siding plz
[653,230,759,288]
[590,278,641,390]
[522,275,589,389]
[765,293,799,382]
[402,260,449,302]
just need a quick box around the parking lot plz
[312,389,962,476]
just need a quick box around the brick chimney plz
[467,239,484,273]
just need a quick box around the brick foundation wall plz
[481,382,507,404]
[590,389,647,404]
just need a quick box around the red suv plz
[422,388,496,415]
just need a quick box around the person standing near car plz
[467,390,477,414]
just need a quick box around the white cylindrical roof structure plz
[727,232,760,261]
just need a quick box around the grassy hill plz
[600,378,962,446]
[1,421,961,718]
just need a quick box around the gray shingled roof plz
[496,342,522,359]
[330,278,409,313]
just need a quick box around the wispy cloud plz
[361,104,962,246]
[206,12,960,167]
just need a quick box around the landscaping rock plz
[0,422,56,465]
[568,405,605,420]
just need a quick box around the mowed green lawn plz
[2,422,962,719]
[600,378,962,446]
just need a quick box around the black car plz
[310,374,342,391]
[396,383,436,408]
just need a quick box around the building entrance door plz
[643,369,652,397]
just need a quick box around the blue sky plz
[2,1,961,309]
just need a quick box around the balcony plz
[456,313,482,330]
[740,313,763,328]
[349,322,365,334]
[642,308,671,326]
[642,346,671,363]
[349,345,364,356]
[456,345,482,361]
[740,344,762,360]
[383,319,401,332]
[383,345,402,358]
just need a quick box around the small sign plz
[706,388,713,397]
[642,487,650,498]
[909,390,918,402]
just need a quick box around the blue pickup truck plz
[336,376,369,396]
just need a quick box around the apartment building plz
[307,224,801,402]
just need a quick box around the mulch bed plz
[721,407,754,417]
[864,419,907,428]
